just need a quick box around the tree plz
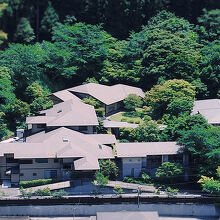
[197,9,220,43]
[0,112,11,141]
[200,41,220,98]
[99,160,119,180]
[25,81,44,102]
[145,79,196,119]
[156,162,183,183]
[40,1,59,39]
[0,43,46,97]
[0,66,15,112]
[5,99,30,131]
[93,171,108,192]
[161,114,211,141]
[178,126,220,177]
[14,17,35,43]
[123,94,143,112]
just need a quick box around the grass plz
[109,111,144,124]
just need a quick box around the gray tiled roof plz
[27,99,99,126]
[192,99,220,124]
[0,127,115,170]
[116,142,182,158]
[103,119,139,128]
[68,83,145,105]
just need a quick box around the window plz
[36,124,46,128]
[54,159,59,163]
[63,163,71,169]
[35,158,48,163]
[168,154,183,163]
[6,158,19,163]
[79,126,87,131]
[19,159,33,164]
[44,170,57,179]
[20,173,24,176]
[33,173,37,176]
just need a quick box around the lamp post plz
[137,186,141,208]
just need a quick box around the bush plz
[20,186,32,198]
[95,107,105,117]
[140,172,152,184]
[123,176,145,185]
[113,186,123,195]
[35,187,51,196]
[93,171,108,189]
[165,187,179,196]
[123,94,143,111]
[82,97,102,108]
[52,189,68,198]
[99,160,119,180]
[20,179,57,188]
[198,176,220,195]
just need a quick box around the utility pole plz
[137,186,141,208]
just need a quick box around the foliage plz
[20,179,57,188]
[113,186,123,195]
[34,187,51,196]
[99,159,119,180]
[161,114,211,141]
[93,171,108,189]
[14,17,35,43]
[0,112,11,141]
[82,97,102,108]
[165,187,179,196]
[40,1,59,39]
[123,94,143,111]
[145,79,196,119]
[52,189,68,198]
[97,117,107,134]
[197,9,220,43]
[156,162,183,183]
[178,126,220,177]
[140,172,152,184]
[198,175,220,195]
[20,186,32,198]
[0,66,15,112]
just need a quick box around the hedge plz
[20,179,58,188]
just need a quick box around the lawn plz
[109,111,144,124]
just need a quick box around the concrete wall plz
[122,158,142,178]
[0,203,218,217]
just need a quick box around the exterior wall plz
[19,158,62,181]
[105,101,123,115]
[49,95,63,105]
[121,158,142,178]
[31,124,45,134]
[121,154,185,179]
[67,126,95,134]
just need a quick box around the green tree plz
[156,162,183,183]
[123,94,143,112]
[0,112,11,141]
[99,160,119,180]
[93,171,108,192]
[197,9,220,43]
[161,114,210,141]
[200,41,220,98]
[178,126,220,177]
[14,17,35,43]
[40,1,59,39]
[0,43,46,96]
[0,66,15,112]
[145,79,196,119]
[25,81,44,102]
[5,99,30,131]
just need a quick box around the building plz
[26,99,99,135]
[0,127,116,186]
[116,142,188,179]
[51,83,145,116]
[191,99,220,126]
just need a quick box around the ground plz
[109,111,143,124]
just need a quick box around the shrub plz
[198,176,220,195]
[99,160,119,180]
[35,187,51,196]
[154,186,162,195]
[20,179,57,188]
[82,97,102,108]
[0,191,6,196]
[113,186,123,195]
[123,94,143,111]
[120,139,129,143]
[140,172,152,184]
[95,107,105,117]
[165,187,179,196]
[20,186,32,198]
[156,162,183,183]
[93,171,108,189]
[52,189,68,198]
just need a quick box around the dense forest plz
[0,0,219,186]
